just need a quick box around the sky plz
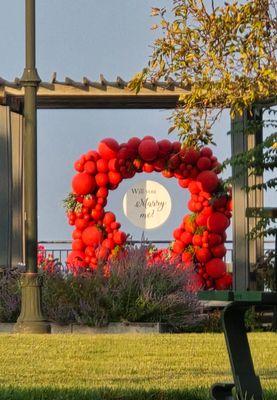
[1,0,271,243]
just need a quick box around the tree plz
[129,0,276,239]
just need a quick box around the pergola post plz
[231,108,264,291]
[0,106,12,270]
[14,0,50,333]
[0,106,24,270]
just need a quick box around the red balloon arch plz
[65,136,232,290]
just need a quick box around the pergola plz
[0,74,266,292]
[0,1,276,399]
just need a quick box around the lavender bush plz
[107,245,202,330]
[42,268,76,324]
[0,266,21,322]
[0,246,202,331]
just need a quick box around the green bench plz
[198,290,277,400]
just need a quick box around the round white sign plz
[123,180,172,229]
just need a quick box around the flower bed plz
[1,246,202,331]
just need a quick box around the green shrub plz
[0,266,21,322]
[106,246,202,331]
[41,246,202,330]
[0,246,202,330]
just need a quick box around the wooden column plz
[247,108,264,290]
[0,106,12,269]
[231,109,264,290]
[0,105,24,269]
[10,111,24,266]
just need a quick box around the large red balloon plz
[206,258,226,279]
[82,226,103,246]
[207,212,229,233]
[98,138,120,160]
[138,139,159,162]
[72,173,95,195]
[197,170,219,192]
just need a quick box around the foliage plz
[43,246,202,330]
[106,245,202,330]
[0,333,276,400]
[222,118,276,239]
[129,0,277,240]
[201,309,222,333]
[63,192,78,213]
[42,267,77,325]
[253,249,276,290]
[244,307,268,331]
[129,0,277,146]
[1,246,201,331]
[188,307,267,333]
[0,266,21,322]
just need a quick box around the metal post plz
[14,0,50,333]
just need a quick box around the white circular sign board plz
[123,180,172,229]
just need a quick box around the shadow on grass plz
[0,387,208,400]
[0,387,276,400]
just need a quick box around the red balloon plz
[180,147,200,165]
[206,258,226,279]
[84,161,97,174]
[113,230,127,245]
[173,228,183,240]
[102,238,115,250]
[207,212,229,233]
[215,273,232,290]
[127,137,141,150]
[195,248,212,263]
[103,212,116,226]
[67,251,86,267]
[143,163,154,173]
[108,158,119,172]
[108,171,122,186]
[172,240,185,254]
[211,244,227,258]
[72,173,95,195]
[82,226,103,246]
[98,138,120,160]
[158,139,172,157]
[72,239,85,251]
[197,170,219,193]
[138,139,159,162]
[95,173,109,187]
[97,159,109,173]
[200,147,213,158]
[197,157,212,171]
[180,231,193,246]
[74,160,84,172]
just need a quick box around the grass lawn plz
[0,333,276,399]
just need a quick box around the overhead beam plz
[0,76,188,110]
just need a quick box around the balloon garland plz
[64,136,232,290]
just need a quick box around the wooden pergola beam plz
[0,75,188,110]
[2,76,275,111]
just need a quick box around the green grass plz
[0,333,276,399]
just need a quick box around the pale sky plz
[1,1,272,243]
